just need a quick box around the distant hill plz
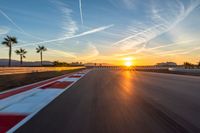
[0,59,53,66]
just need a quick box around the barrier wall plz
[0,67,85,75]
[168,68,200,73]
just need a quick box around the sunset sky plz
[0,0,200,65]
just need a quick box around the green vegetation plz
[53,61,69,67]
[183,62,200,69]
[53,61,84,67]
[53,61,83,67]
[36,45,47,66]
[1,35,50,67]
[15,48,27,65]
[1,35,18,67]
[0,35,84,67]
[0,68,85,91]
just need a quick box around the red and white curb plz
[0,70,90,133]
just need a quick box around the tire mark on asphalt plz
[137,94,200,133]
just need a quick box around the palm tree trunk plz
[40,51,43,66]
[9,45,12,67]
[20,55,22,65]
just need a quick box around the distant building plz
[156,62,177,67]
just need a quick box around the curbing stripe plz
[5,70,90,133]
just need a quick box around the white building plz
[156,62,177,67]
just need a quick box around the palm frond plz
[15,48,27,56]
[10,37,18,44]
[2,35,17,47]
[1,41,9,46]
[4,38,9,42]
[36,47,40,53]
[15,50,20,54]
[6,35,11,39]
[23,51,27,54]
[43,47,47,51]
[36,45,47,52]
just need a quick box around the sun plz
[123,57,134,67]
[125,61,133,67]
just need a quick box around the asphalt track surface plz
[15,69,200,133]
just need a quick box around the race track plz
[15,70,200,133]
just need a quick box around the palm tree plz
[15,48,27,65]
[36,45,47,66]
[184,62,194,69]
[198,61,200,69]
[1,35,18,67]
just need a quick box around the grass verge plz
[0,68,85,92]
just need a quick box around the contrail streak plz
[15,24,114,48]
[112,24,162,46]
[0,8,42,40]
[79,0,83,24]
[0,9,24,33]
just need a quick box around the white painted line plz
[0,89,42,111]
[58,77,79,82]
[0,89,64,114]
[0,70,89,111]
[7,70,90,133]
[72,73,85,76]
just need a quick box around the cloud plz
[14,24,114,48]
[0,26,10,35]
[114,44,145,57]
[0,9,25,33]
[113,38,200,58]
[79,0,83,24]
[47,48,77,59]
[152,39,200,56]
[113,24,163,48]
[0,8,42,40]
[122,0,135,9]
[158,47,200,56]
[109,0,135,9]
[77,24,114,36]
[148,39,197,51]
[47,43,99,62]
[76,43,99,60]
[152,0,200,30]
[112,0,200,51]
[54,1,79,37]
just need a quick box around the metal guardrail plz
[125,66,169,70]
[168,68,200,73]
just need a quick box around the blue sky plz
[0,0,200,65]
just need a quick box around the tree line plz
[183,62,200,69]
[1,35,47,67]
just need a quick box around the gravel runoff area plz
[0,68,85,92]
